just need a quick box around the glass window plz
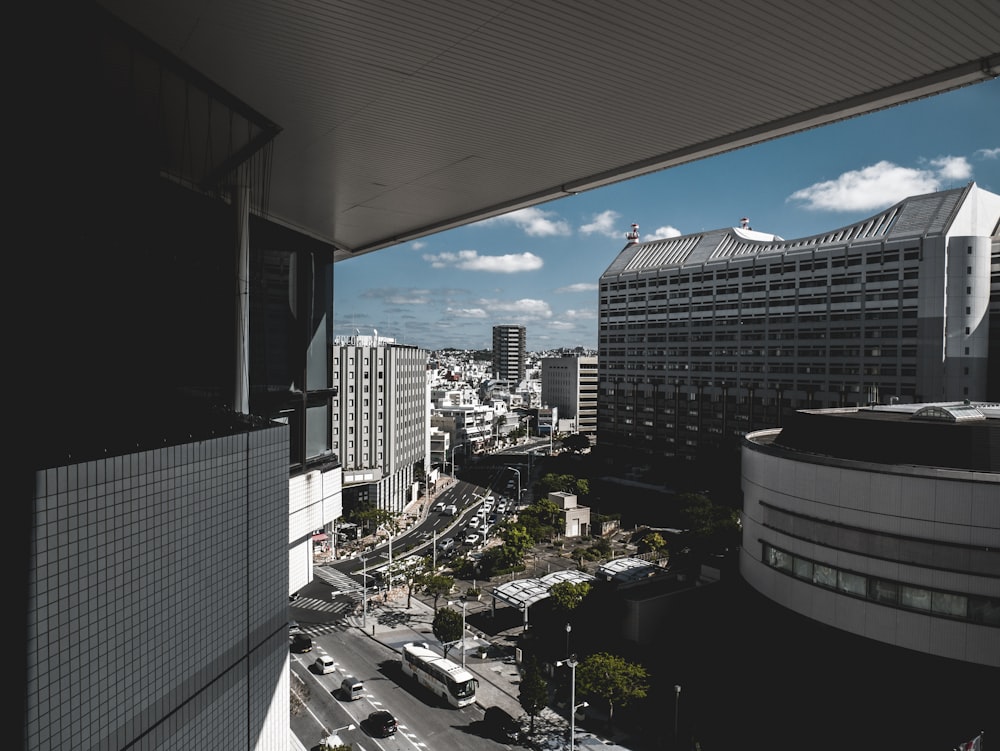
[766,545,793,571]
[901,586,931,611]
[870,579,898,604]
[792,557,813,580]
[813,564,836,588]
[931,591,967,618]
[837,570,867,597]
[968,597,1000,626]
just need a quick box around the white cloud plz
[580,209,623,238]
[446,307,488,318]
[479,298,552,320]
[975,147,1000,159]
[563,308,596,320]
[548,320,575,330]
[423,249,543,273]
[929,155,972,181]
[555,282,598,293]
[478,207,571,236]
[643,226,681,242]
[787,157,977,212]
[411,241,427,250]
[361,287,432,304]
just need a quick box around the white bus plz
[400,642,478,708]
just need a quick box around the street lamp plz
[565,622,571,659]
[555,656,587,751]
[321,724,356,751]
[447,598,469,668]
[674,684,681,747]
[507,467,521,504]
[362,556,370,628]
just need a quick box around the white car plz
[468,516,481,529]
[464,533,481,546]
[313,654,336,674]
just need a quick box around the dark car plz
[484,706,521,743]
[366,710,398,737]
[290,633,312,653]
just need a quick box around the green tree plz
[638,531,666,554]
[575,652,650,728]
[518,656,550,737]
[421,573,454,613]
[679,493,741,554]
[560,433,590,453]
[432,606,463,659]
[548,581,591,614]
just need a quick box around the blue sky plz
[334,79,1000,352]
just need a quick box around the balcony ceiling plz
[95,0,1000,261]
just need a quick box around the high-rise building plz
[598,184,1000,461]
[541,355,598,435]
[492,325,527,383]
[333,336,428,515]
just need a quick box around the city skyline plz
[333,78,1000,352]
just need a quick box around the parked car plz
[468,516,481,529]
[313,654,335,674]
[291,633,312,653]
[484,706,521,743]
[464,533,481,546]
[366,710,398,737]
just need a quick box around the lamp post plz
[555,656,586,751]
[508,467,521,504]
[565,622,571,659]
[361,556,368,629]
[448,598,468,668]
[674,684,681,748]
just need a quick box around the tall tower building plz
[597,184,1000,462]
[492,325,527,383]
[333,336,428,514]
[541,355,598,435]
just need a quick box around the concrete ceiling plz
[95,0,1000,261]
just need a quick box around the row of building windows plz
[762,543,1000,627]
[600,247,921,293]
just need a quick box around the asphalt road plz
[290,627,517,751]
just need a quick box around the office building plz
[333,336,428,515]
[741,402,1000,667]
[493,325,527,384]
[598,184,1000,461]
[542,355,599,435]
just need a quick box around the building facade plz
[493,325,527,383]
[741,403,1000,666]
[598,184,1000,461]
[332,337,428,514]
[542,355,598,435]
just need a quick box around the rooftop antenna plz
[625,223,640,244]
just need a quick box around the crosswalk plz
[314,565,363,592]
[292,595,354,616]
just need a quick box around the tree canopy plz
[537,473,590,498]
[560,433,590,453]
[518,656,550,736]
[432,606,463,659]
[548,581,592,613]
[421,573,454,612]
[574,652,650,727]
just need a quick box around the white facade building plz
[741,402,1000,667]
[332,338,427,514]
[542,355,598,435]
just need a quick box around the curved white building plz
[741,403,1000,666]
